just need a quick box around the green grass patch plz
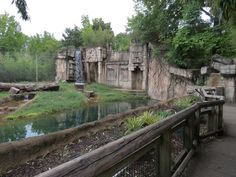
[173,95,199,109]
[125,111,173,134]
[0,92,9,99]
[5,83,148,120]
[85,83,147,102]
[6,83,86,119]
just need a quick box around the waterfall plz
[75,50,85,88]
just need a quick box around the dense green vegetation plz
[86,83,146,102]
[4,83,147,119]
[127,0,236,69]
[173,95,200,109]
[125,111,173,134]
[0,14,60,82]
[62,15,131,51]
[0,92,8,99]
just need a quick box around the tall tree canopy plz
[128,0,235,68]
[0,13,26,54]
[62,15,114,48]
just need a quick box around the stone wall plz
[204,55,236,103]
[55,55,68,81]
[148,59,195,100]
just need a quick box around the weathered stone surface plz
[9,87,20,94]
[212,54,234,65]
[85,91,96,98]
[220,65,236,75]
[206,73,223,87]
[148,59,194,100]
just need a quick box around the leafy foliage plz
[125,111,173,134]
[173,95,199,109]
[81,16,114,48]
[62,26,83,48]
[0,14,26,54]
[129,0,235,69]
[114,33,130,51]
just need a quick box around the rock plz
[220,65,236,75]
[8,107,18,111]
[212,54,233,65]
[9,87,20,94]
[85,91,96,98]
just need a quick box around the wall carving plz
[120,68,128,82]
[107,67,117,81]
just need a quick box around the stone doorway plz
[132,67,143,90]
[89,63,98,82]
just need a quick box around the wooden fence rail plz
[37,93,224,177]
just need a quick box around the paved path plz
[186,104,236,177]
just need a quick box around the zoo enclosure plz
[37,90,224,177]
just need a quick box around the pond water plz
[0,99,157,143]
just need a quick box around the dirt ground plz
[2,124,126,177]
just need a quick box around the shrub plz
[125,111,173,134]
[173,95,199,109]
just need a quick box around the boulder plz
[9,87,20,94]
[85,91,96,98]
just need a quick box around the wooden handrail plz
[37,95,224,177]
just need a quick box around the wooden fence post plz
[208,106,215,133]
[159,131,171,177]
[218,104,223,131]
[194,109,200,142]
[184,115,194,150]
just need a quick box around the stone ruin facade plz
[55,43,148,90]
[55,45,236,103]
[201,55,236,103]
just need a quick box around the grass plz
[5,82,147,120]
[125,110,173,134]
[173,95,199,109]
[85,83,147,102]
[6,83,86,119]
[0,92,9,99]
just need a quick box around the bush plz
[0,52,55,82]
[125,111,173,134]
[173,95,199,109]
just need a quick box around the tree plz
[114,33,130,51]
[0,13,26,54]
[127,0,182,44]
[80,16,114,48]
[12,0,29,20]
[129,0,235,68]
[62,26,83,48]
[28,31,60,56]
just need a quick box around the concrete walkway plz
[186,104,236,177]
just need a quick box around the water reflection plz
[0,99,157,143]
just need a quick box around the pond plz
[0,99,157,143]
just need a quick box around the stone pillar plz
[142,67,147,90]
[128,67,133,89]
[142,44,148,90]
[86,62,91,83]
[98,61,102,83]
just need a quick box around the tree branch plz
[200,7,215,21]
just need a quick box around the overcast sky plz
[0,0,135,39]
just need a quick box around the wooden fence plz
[37,91,224,177]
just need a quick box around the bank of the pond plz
[0,92,8,99]
[1,96,199,177]
[3,83,146,120]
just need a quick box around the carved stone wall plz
[148,59,195,100]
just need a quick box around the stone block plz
[220,65,236,75]
[9,87,20,94]
[206,73,223,87]
[85,91,96,98]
